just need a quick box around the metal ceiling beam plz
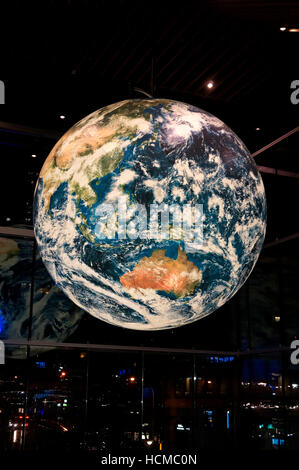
[0,226,34,238]
[0,121,60,140]
[263,232,299,249]
[2,338,238,356]
[257,165,299,179]
[252,126,299,158]
[2,338,294,356]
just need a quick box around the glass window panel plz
[0,346,27,451]
[144,353,194,451]
[240,354,288,450]
[24,346,87,452]
[86,351,141,452]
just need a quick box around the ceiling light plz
[255,127,260,131]
[289,28,299,32]
[6,217,11,222]
[280,27,286,31]
[207,81,214,89]
[31,154,37,158]
[59,115,66,120]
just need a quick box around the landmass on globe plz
[120,246,202,298]
[38,100,162,214]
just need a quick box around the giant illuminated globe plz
[34,99,266,330]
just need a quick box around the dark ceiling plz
[0,0,298,247]
[0,1,298,117]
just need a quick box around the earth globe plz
[34,99,266,331]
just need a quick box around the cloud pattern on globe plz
[34,99,266,330]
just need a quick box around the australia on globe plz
[34,99,266,330]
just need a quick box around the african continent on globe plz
[34,99,266,330]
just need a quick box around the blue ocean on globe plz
[34,99,266,330]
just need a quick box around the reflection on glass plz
[0,237,33,348]
[30,251,84,347]
[0,234,84,357]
